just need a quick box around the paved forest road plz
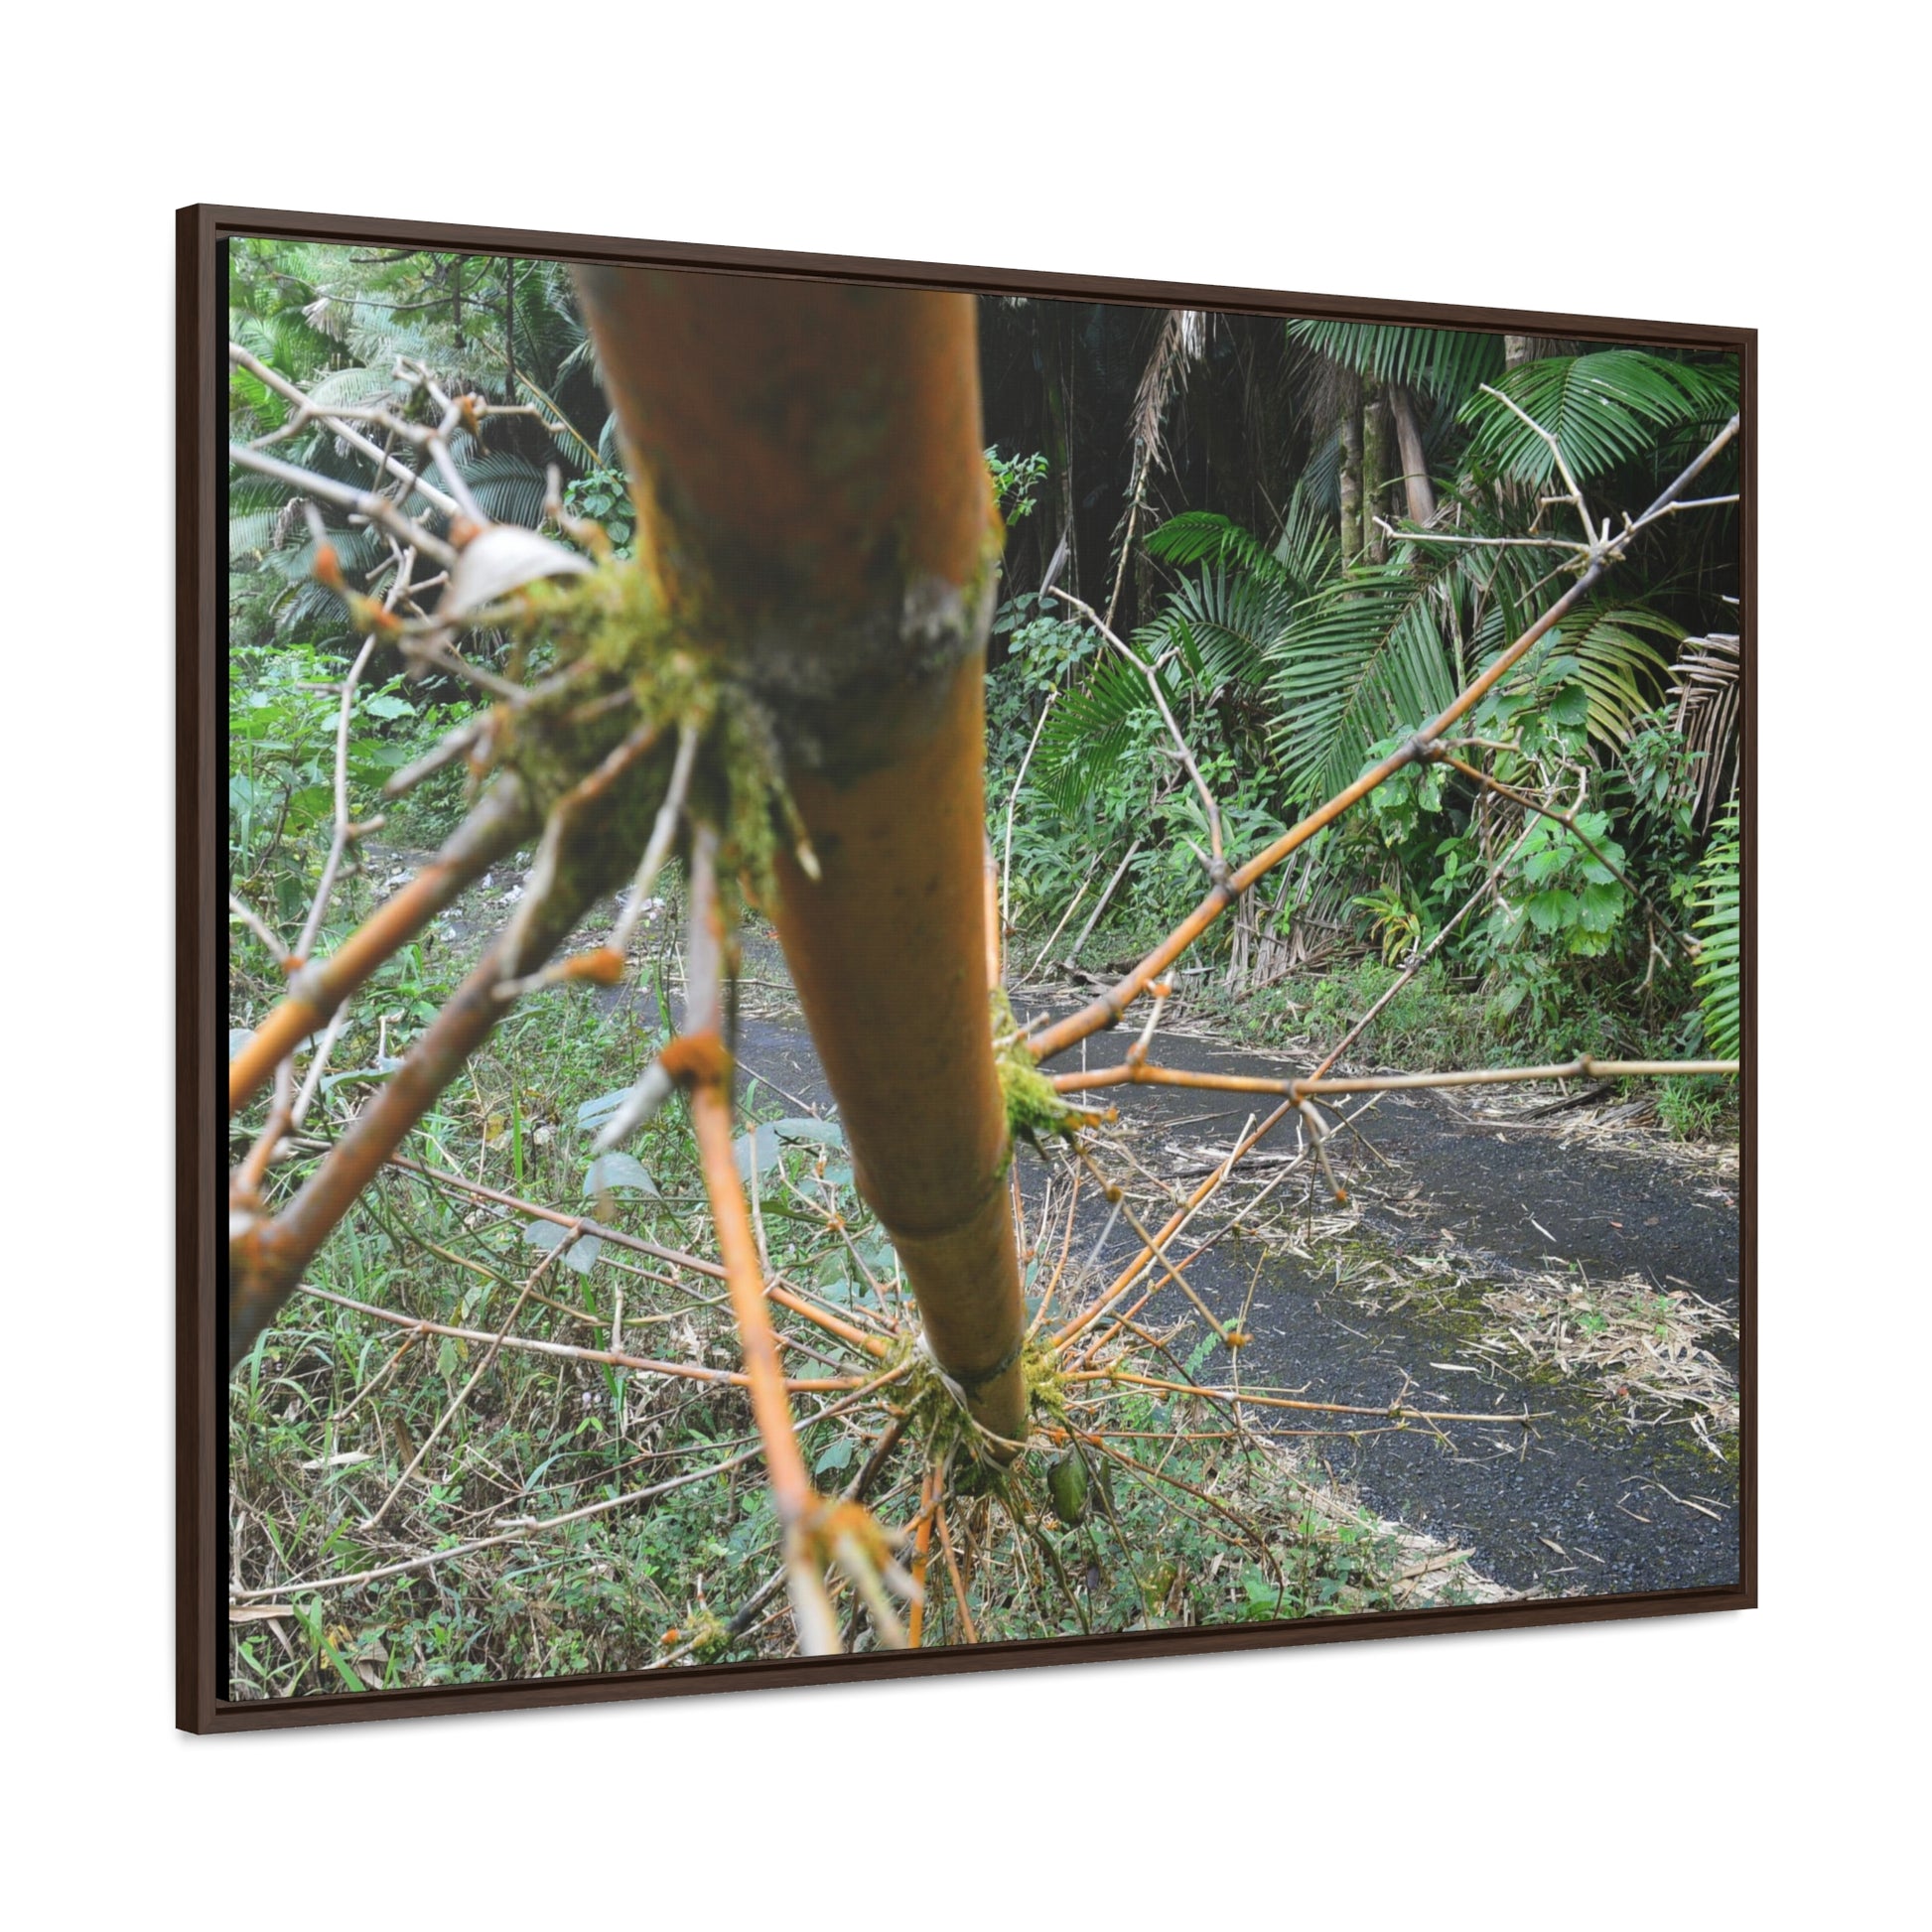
[650,936,1742,1603]
[412,848,1741,1605]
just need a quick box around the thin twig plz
[1049,587,1225,871]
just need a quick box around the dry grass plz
[1462,1271,1737,1455]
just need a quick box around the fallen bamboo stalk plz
[1052,1055,1737,1100]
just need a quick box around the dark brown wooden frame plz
[179,203,1755,1733]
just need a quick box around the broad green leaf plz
[1526,890,1577,935]
[583,1152,658,1198]
[576,1089,632,1131]
[735,1122,781,1180]
[524,1220,603,1273]
[1579,882,1625,929]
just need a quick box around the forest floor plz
[727,946,1742,1600]
[231,840,1738,1694]
[413,835,1740,1603]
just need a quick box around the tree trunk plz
[1338,371,1364,564]
[576,268,1031,1442]
[1039,300,1078,600]
[1389,384,1437,525]
[1362,380,1390,564]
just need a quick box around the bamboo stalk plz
[578,267,1030,1443]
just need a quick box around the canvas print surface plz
[222,235,1743,1698]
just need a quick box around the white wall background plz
[2,4,1919,1922]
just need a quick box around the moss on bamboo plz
[483,559,806,910]
[991,988,1111,1155]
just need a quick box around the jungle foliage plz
[223,243,1742,1690]
[982,313,1742,1080]
[228,244,1742,1121]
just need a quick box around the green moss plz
[490,559,805,909]
[991,988,1107,1156]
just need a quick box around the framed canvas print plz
[181,205,1753,1731]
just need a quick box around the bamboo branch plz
[295,1284,875,1394]
[227,1445,769,1602]
[229,776,534,1116]
[680,826,846,1653]
[1052,1054,1735,1103]
[227,442,460,569]
[1052,1102,1293,1351]
[229,342,463,518]
[292,632,379,965]
[1067,1367,1542,1429]
[228,893,294,969]
[229,726,664,1367]
[1001,691,1057,935]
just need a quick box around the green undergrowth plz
[229,965,1449,1697]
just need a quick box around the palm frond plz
[1460,350,1740,484]
[1034,651,1163,812]
[1547,604,1680,751]
[459,450,550,530]
[1671,631,1742,829]
[1274,483,1339,592]
[1145,510,1285,579]
[307,364,406,413]
[512,370,600,470]
[1127,309,1205,480]
[1287,320,1504,404]
[1136,562,1295,695]
[1265,567,1459,804]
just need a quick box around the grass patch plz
[229,913,1489,1697]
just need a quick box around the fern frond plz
[1694,801,1741,1058]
